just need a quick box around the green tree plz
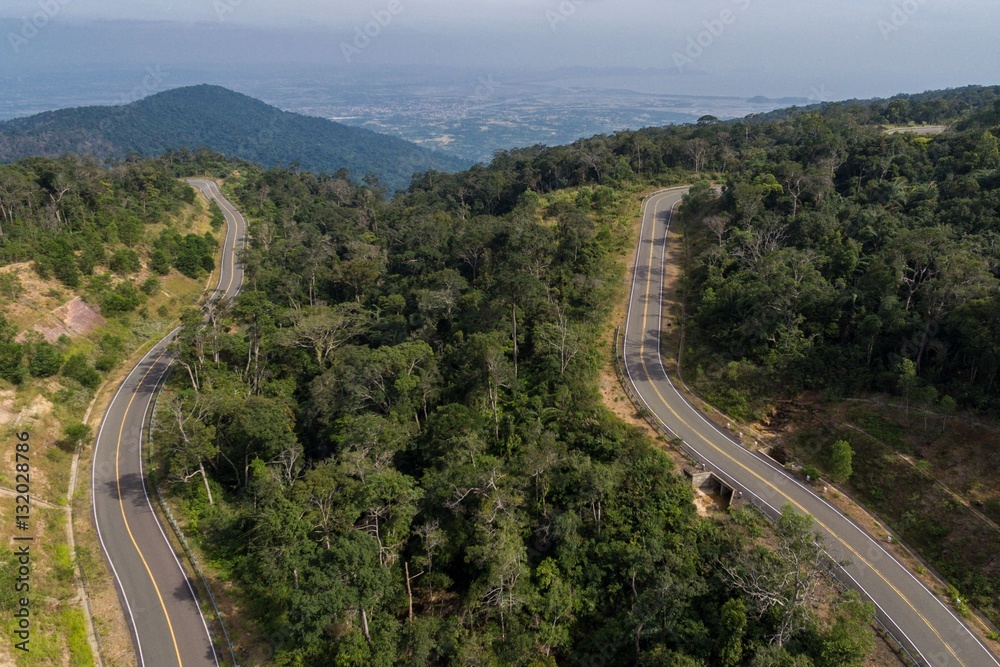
[99,281,145,315]
[62,353,101,389]
[815,592,875,667]
[150,247,172,275]
[156,395,219,504]
[109,247,141,275]
[827,440,853,484]
[174,233,216,279]
[61,423,92,452]
[0,316,26,385]
[141,276,160,296]
[0,273,24,300]
[0,340,25,385]
[208,201,226,230]
[717,598,748,666]
[897,358,921,416]
[722,506,831,647]
[29,341,64,378]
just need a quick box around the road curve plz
[91,179,245,666]
[623,188,1000,667]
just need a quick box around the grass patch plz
[789,406,1000,628]
[856,414,907,450]
[64,607,96,667]
[42,444,72,499]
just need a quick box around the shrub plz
[61,422,92,452]
[828,440,854,483]
[109,247,141,275]
[77,234,106,275]
[118,215,144,247]
[150,247,172,275]
[62,353,101,389]
[40,237,80,287]
[141,276,160,296]
[209,200,225,230]
[0,340,26,385]
[95,355,117,372]
[29,341,64,378]
[99,281,145,315]
[174,233,216,279]
[0,273,25,300]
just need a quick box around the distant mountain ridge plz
[0,85,470,190]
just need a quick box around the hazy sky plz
[0,0,997,101]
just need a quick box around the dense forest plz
[149,85,1000,665]
[149,135,889,664]
[6,83,1000,665]
[681,93,1000,413]
[0,85,469,192]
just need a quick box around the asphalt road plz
[622,188,1000,667]
[91,179,245,667]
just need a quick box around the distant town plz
[0,66,809,163]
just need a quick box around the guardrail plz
[738,501,923,667]
[147,364,241,667]
[612,323,922,666]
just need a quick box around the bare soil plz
[40,297,107,342]
[693,487,728,516]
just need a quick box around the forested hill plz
[745,84,1000,124]
[0,85,469,191]
[17,83,995,665]
[408,82,1000,411]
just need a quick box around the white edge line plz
[620,192,927,661]
[651,194,934,665]
[650,192,936,664]
[92,343,164,667]
[627,191,929,661]
[648,193,999,667]
[92,179,243,667]
[627,190,999,666]
[134,339,220,666]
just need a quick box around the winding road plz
[91,179,245,667]
[623,188,1000,667]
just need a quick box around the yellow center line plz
[213,184,238,299]
[115,344,183,667]
[202,182,239,300]
[101,180,238,667]
[633,193,965,667]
